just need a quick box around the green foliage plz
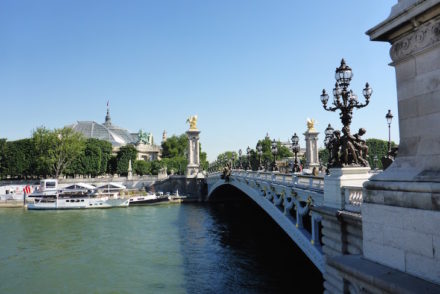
[3,139,33,179]
[255,137,293,170]
[161,135,188,158]
[0,139,6,177]
[160,156,188,175]
[116,144,138,176]
[32,127,56,177]
[134,160,151,175]
[366,138,397,169]
[161,134,208,172]
[149,160,164,175]
[108,156,118,175]
[31,127,86,178]
[200,151,208,171]
[319,148,329,167]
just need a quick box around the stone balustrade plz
[343,186,363,213]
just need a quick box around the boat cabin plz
[39,179,58,192]
[96,183,126,198]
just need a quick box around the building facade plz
[68,106,161,161]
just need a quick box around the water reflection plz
[178,193,323,293]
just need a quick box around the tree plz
[0,139,6,178]
[161,134,188,158]
[255,137,293,169]
[116,144,138,175]
[366,138,397,169]
[134,160,151,175]
[52,127,86,178]
[73,138,113,177]
[3,139,33,179]
[32,127,56,177]
[31,127,85,178]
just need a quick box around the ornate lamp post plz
[386,109,393,154]
[238,149,243,169]
[323,124,334,173]
[291,133,300,173]
[320,59,372,167]
[271,139,278,171]
[246,146,251,170]
[257,144,263,171]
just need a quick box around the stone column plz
[186,129,201,178]
[362,1,440,285]
[303,129,320,169]
[127,159,133,180]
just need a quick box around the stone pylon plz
[186,116,201,178]
[303,119,320,169]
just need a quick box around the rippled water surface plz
[0,200,323,293]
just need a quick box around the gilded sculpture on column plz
[186,115,198,130]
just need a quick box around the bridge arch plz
[207,174,324,273]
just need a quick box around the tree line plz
[0,127,208,179]
[211,135,396,172]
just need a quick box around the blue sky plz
[1,0,398,161]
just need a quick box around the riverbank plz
[0,200,24,208]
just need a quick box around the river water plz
[0,199,323,293]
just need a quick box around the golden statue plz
[307,118,316,132]
[186,115,198,130]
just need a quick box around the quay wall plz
[152,176,207,201]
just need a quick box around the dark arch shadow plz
[178,184,324,293]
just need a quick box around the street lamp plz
[246,146,251,170]
[257,144,263,171]
[320,59,372,167]
[238,149,243,169]
[291,133,300,173]
[386,109,393,154]
[231,153,236,169]
[324,124,334,171]
[374,155,378,170]
[271,139,278,172]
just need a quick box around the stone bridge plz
[206,170,363,275]
[206,168,440,293]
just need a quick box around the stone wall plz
[312,206,363,293]
[152,176,207,201]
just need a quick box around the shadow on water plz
[178,185,324,293]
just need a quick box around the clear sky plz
[1,0,398,161]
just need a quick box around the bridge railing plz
[211,170,364,211]
[230,170,324,192]
[343,186,363,212]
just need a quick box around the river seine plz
[0,199,323,293]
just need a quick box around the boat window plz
[66,200,70,202]
[89,204,93,206]
[46,182,56,188]
[81,200,84,202]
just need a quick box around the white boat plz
[167,189,187,203]
[128,193,169,206]
[27,179,129,210]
